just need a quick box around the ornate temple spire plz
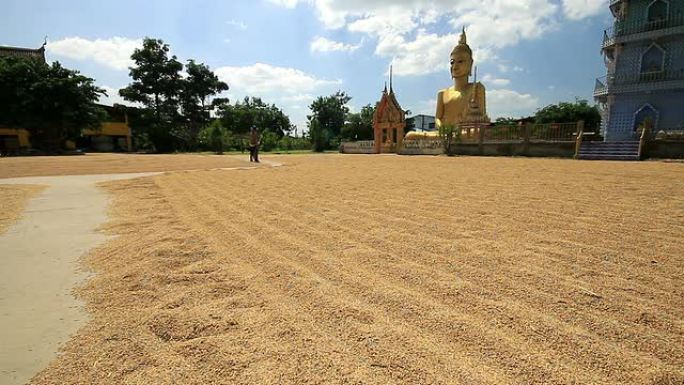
[452,27,472,57]
[389,64,393,93]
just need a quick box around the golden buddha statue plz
[406,29,489,140]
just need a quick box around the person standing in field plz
[249,126,261,163]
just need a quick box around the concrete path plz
[0,161,282,385]
[0,172,159,385]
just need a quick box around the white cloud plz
[214,63,342,130]
[226,19,248,30]
[47,37,141,71]
[266,0,301,8]
[280,93,316,103]
[482,74,510,87]
[488,88,539,118]
[347,8,418,36]
[499,64,525,73]
[268,0,561,76]
[415,99,437,116]
[449,1,559,49]
[215,62,340,95]
[561,0,604,20]
[310,37,361,53]
[98,86,141,107]
[415,89,538,119]
[381,30,456,76]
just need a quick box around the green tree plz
[199,120,228,154]
[534,99,601,129]
[342,104,375,141]
[493,117,524,126]
[307,91,351,149]
[278,135,310,152]
[439,123,460,155]
[217,97,292,137]
[179,60,229,149]
[119,38,183,152]
[260,131,280,152]
[309,118,330,152]
[0,56,105,151]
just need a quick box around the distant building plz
[595,0,684,141]
[1,104,132,154]
[406,115,436,132]
[0,44,47,152]
[372,67,406,154]
[81,105,133,152]
[0,43,133,153]
[0,43,46,63]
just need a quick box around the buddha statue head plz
[450,29,473,80]
[404,26,487,141]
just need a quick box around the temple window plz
[647,0,669,23]
[640,43,665,74]
[618,3,627,20]
[633,104,659,132]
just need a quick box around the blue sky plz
[2,0,613,130]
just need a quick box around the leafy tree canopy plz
[182,60,229,112]
[534,99,601,129]
[342,104,375,141]
[308,91,351,139]
[217,96,292,137]
[178,60,229,149]
[307,91,351,151]
[0,56,105,151]
[494,117,523,126]
[120,38,183,110]
[119,38,184,151]
[308,117,329,152]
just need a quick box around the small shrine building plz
[372,69,406,154]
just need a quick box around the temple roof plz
[0,45,46,63]
[374,88,405,124]
[373,64,406,125]
[387,90,403,116]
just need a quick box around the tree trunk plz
[155,93,161,123]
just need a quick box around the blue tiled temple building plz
[595,0,684,141]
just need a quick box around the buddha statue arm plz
[474,82,487,118]
[435,90,445,129]
[404,91,444,140]
[477,82,487,117]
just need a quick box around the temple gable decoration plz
[372,67,406,154]
[0,42,47,63]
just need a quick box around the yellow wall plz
[83,122,130,137]
[1,120,131,151]
[0,127,31,147]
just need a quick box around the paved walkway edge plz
[0,162,283,385]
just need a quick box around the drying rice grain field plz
[0,185,45,234]
[0,153,256,179]
[28,155,684,385]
